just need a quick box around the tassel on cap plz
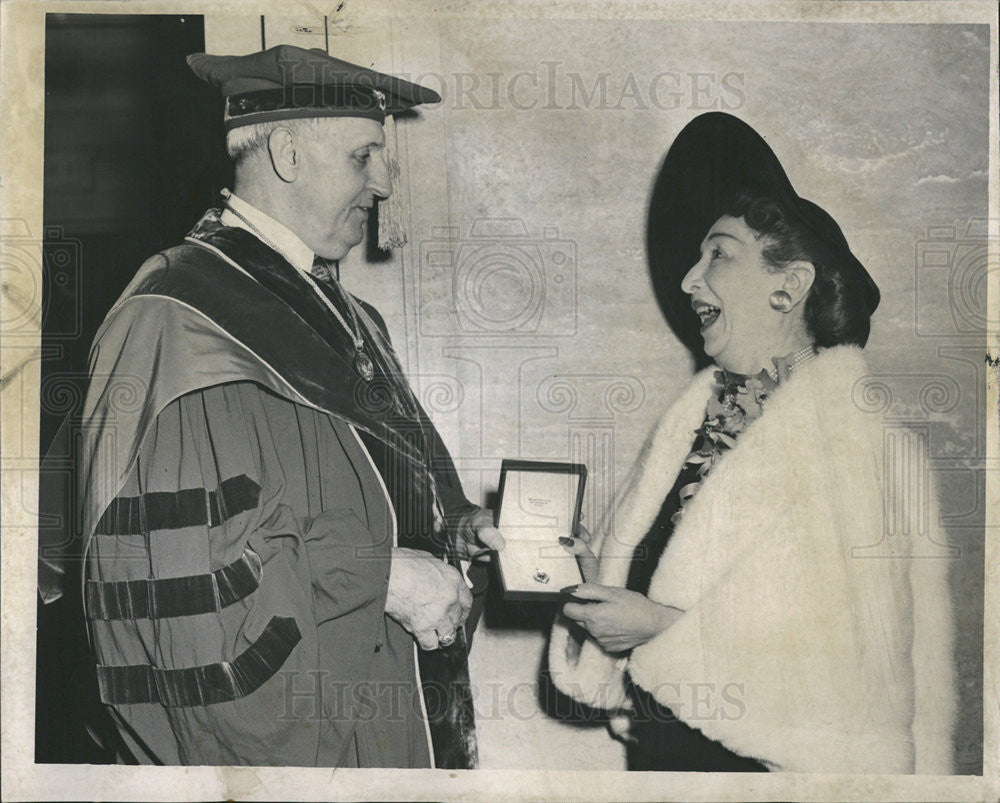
[378,114,408,250]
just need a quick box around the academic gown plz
[41,209,482,767]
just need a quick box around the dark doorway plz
[36,13,229,763]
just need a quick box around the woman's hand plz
[561,583,682,653]
[558,523,599,582]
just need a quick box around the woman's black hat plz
[646,112,879,358]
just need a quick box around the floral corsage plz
[688,369,777,476]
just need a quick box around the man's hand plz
[561,583,682,653]
[385,547,473,650]
[454,508,505,560]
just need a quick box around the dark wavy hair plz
[721,192,874,348]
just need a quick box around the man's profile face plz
[292,117,391,261]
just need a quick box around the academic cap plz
[187,44,441,131]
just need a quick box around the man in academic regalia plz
[38,44,502,768]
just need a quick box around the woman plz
[548,113,956,774]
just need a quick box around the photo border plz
[2,1,996,800]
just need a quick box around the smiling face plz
[289,117,391,260]
[681,215,796,374]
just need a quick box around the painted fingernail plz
[558,536,574,547]
[560,584,579,594]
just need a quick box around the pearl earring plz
[769,291,792,312]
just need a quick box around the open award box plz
[494,460,587,601]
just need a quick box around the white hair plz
[225,117,335,165]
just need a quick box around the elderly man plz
[70,45,501,768]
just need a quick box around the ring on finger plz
[436,629,456,647]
